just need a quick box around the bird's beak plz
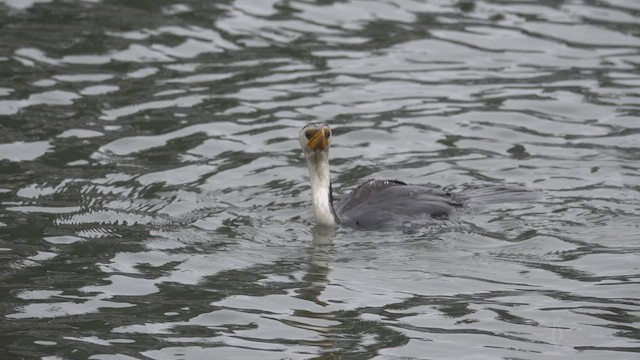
[308,127,330,151]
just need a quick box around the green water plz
[1,0,639,359]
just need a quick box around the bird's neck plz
[307,153,338,226]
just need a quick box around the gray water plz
[1,0,639,359]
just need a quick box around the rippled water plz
[1,0,639,358]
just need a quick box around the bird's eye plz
[325,129,331,139]
[305,130,314,140]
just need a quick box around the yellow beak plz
[308,127,330,151]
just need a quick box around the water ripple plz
[0,0,639,358]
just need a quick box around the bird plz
[299,122,462,229]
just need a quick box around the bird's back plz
[334,180,462,229]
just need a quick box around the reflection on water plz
[1,0,639,358]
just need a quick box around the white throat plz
[306,152,337,226]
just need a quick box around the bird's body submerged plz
[299,123,462,229]
[334,180,461,228]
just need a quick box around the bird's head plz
[299,123,332,159]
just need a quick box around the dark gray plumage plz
[334,179,462,229]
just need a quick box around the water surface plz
[1,0,639,359]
